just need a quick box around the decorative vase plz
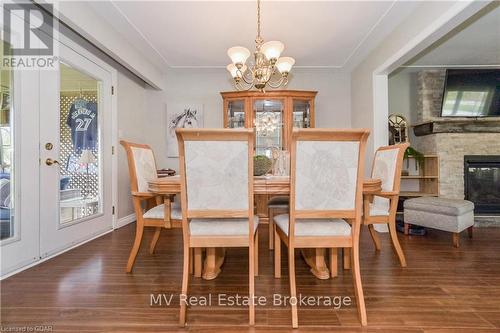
[273,150,290,176]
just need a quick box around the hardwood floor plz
[2,223,500,332]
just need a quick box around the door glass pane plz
[227,100,245,128]
[293,99,311,128]
[254,99,283,157]
[0,40,14,240]
[59,63,101,226]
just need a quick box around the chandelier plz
[226,0,295,92]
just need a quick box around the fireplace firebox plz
[464,155,500,215]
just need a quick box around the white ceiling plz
[88,0,421,70]
[406,2,500,67]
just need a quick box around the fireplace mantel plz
[413,118,500,136]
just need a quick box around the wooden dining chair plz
[176,128,258,326]
[267,196,289,250]
[273,128,370,328]
[120,140,182,273]
[363,143,409,267]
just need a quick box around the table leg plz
[189,248,193,275]
[193,248,202,278]
[343,248,351,270]
[301,249,330,280]
[202,247,226,280]
[329,248,338,278]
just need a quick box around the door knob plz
[45,158,60,166]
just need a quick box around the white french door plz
[0,10,41,275]
[0,42,41,273]
[1,27,115,275]
[38,41,113,257]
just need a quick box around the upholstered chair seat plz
[274,214,351,237]
[190,216,260,236]
[144,202,182,220]
[267,196,290,209]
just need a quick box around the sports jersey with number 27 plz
[67,98,98,153]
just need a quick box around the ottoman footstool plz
[404,197,475,247]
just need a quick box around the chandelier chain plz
[256,0,263,45]
[257,0,260,38]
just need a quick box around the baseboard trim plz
[116,213,136,229]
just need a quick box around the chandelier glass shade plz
[226,0,295,91]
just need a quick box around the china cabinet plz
[221,90,317,222]
[221,90,317,154]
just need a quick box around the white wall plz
[388,69,416,123]
[388,69,418,143]
[116,72,149,218]
[141,68,352,170]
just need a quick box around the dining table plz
[148,175,382,280]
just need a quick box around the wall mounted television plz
[441,69,500,117]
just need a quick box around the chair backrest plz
[176,128,254,224]
[120,140,158,194]
[370,143,409,212]
[289,129,370,235]
[371,143,409,193]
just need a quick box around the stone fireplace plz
[411,70,500,217]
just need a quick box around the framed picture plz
[166,103,203,157]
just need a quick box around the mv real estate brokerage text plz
[150,293,353,309]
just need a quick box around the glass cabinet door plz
[292,99,311,128]
[227,99,246,128]
[253,99,283,157]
